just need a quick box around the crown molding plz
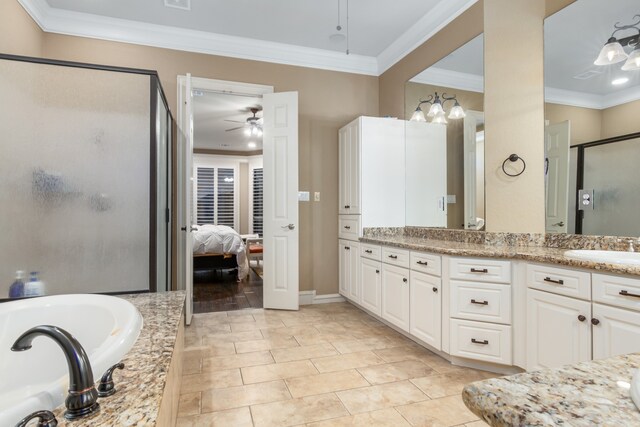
[18,0,379,76]
[410,67,484,93]
[376,0,479,74]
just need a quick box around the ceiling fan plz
[225,107,263,137]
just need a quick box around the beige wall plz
[602,99,640,139]
[0,0,43,57]
[405,82,484,229]
[545,103,602,146]
[484,0,546,233]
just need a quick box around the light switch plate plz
[314,192,321,202]
[298,191,310,202]
[447,195,456,204]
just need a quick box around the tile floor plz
[179,302,495,427]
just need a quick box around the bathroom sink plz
[564,250,640,266]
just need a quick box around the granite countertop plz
[462,353,640,426]
[360,235,640,277]
[52,291,185,426]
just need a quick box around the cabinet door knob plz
[591,318,600,326]
[344,246,350,250]
[402,278,408,283]
[578,315,586,322]
[344,205,350,209]
[432,287,438,293]
[375,270,380,274]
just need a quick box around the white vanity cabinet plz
[360,255,382,316]
[381,263,411,332]
[410,270,441,350]
[338,117,405,237]
[338,239,360,303]
[526,288,592,371]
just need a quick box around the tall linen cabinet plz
[338,116,405,303]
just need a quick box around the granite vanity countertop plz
[462,353,640,426]
[52,291,185,426]
[360,235,640,277]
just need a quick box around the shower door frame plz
[0,53,173,294]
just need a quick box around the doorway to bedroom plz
[189,90,265,313]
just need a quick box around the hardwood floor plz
[193,266,263,313]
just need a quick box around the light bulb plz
[594,37,628,65]
[621,47,640,71]
[427,101,444,118]
[448,102,466,119]
[410,107,426,122]
[244,128,251,136]
[431,111,448,125]
[251,126,258,136]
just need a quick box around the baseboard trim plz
[299,291,345,305]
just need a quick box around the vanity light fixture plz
[410,92,465,124]
[594,15,640,71]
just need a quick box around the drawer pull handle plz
[619,290,640,299]
[470,268,488,273]
[471,338,489,345]
[365,250,373,254]
[543,277,564,285]
[388,255,398,259]
[344,226,351,229]
[344,205,350,209]
[432,287,438,293]
[578,315,586,322]
[591,318,600,326]
[344,246,350,250]
[403,278,408,283]
[471,299,489,305]
[416,261,429,266]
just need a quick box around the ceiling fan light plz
[410,107,427,122]
[594,38,628,65]
[448,102,466,119]
[427,101,444,118]
[621,47,640,71]
[431,111,448,125]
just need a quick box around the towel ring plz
[501,154,526,177]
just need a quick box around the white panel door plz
[526,289,591,371]
[348,241,360,303]
[338,241,349,297]
[381,264,410,332]
[360,257,381,316]
[410,270,441,350]
[405,121,447,227]
[592,303,640,360]
[177,73,194,325]
[263,91,299,310]
[545,121,570,233]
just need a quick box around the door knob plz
[281,224,295,230]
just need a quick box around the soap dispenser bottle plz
[24,271,45,297]
[8,270,26,298]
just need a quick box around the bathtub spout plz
[11,325,100,420]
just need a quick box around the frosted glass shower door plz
[582,136,640,236]
[0,58,153,296]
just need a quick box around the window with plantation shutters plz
[252,168,263,237]
[193,160,238,229]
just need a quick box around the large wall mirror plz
[544,0,640,236]
[404,34,484,230]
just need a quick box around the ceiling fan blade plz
[224,119,246,124]
[225,126,245,132]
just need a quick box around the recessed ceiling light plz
[329,33,346,43]
[612,77,629,86]
[164,0,190,11]
[248,142,257,149]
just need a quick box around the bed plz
[192,224,249,280]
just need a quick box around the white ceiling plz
[410,0,640,109]
[20,0,478,75]
[193,91,263,152]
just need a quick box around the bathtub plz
[0,294,143,425]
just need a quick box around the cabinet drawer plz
[410,251,442,277]
[450,281,512,325]
[360,243,382,261]
[593,274,640,312]
[449,258,511,284]
[527,263,590,300]
[450,319,512,365]
[338,215,361,241]
[381,247,410,268]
